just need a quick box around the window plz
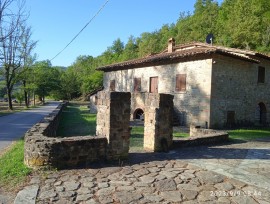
[258,66,265,83]
[110,80,115,91]
[175,74,186,92]
[149,77,158,93]
[134,78,141,92]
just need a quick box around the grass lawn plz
[57,103,96,137]
[228,128,270,141]
[0,140,32,191]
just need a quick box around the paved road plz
[0,101,60,152]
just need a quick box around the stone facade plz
[210,55,270,128]
[99,42,270,128]
[103,58,212,127]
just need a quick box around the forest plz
[1,0,270,107]
[59,0,270,100]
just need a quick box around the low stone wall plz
[172,127,229,148]
[24,103,108,169]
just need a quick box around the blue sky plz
[26,0,223,67]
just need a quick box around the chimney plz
[168,38,175,53]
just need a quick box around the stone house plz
[97,38,270,128]
[87,86,104,114]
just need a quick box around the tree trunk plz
[23,80,28,108]
[7,88,13,110]
[33,92,35,106]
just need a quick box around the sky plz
[25,0,223,67]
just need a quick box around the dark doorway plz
[258,102,267,125]
[227,111,235,128]
[133,108,144,120]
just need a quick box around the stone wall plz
[144,93,174,152]
[24,103,108,169]
[173,127,229,148]
[210,54,270,128]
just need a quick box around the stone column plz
[96,91,131,160]
[144,93,174,152]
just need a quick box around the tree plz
[0,0,30,110]
[59,68,80,100]
[33,60,61,103]
[19,26,37,107]
[121,36,139,61]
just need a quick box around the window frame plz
[175,74,187,92]
[258,66,265,84]
[109,80,115,91]
[134,78,141,92]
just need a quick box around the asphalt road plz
[0,101,60,152]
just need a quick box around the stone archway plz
[133,108,144,120]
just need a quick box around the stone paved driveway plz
[13,139,270,204]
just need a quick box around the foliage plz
[0,139,32,191]
[13,89,24,106]
[14,0,270,101]
[31,60,62,102]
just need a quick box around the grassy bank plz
[0,140,32,191]
[0,102,40,117]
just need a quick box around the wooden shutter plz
[110,80,115,91]
[258,66,265,83]
[150,77,158,93]
[134,78,141,92]
[176,74,186,91]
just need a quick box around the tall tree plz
[0,0,29,110]
[33,60,61,103]
[19,26,37,107]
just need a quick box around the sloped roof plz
[97,42,266,72]
[87,86,104,97]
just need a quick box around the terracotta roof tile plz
[97,42,263,72]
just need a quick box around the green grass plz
[57,103,96,137]
[228,128,270,141]
[173,131,190,138]
[130,126,144,152]
[0,140,32,191]
[57,105,270,148]
[130,126,190,151]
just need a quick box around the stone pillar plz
[96,91,131,160]
[144,93,174,152]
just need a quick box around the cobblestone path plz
[11,139,270,204]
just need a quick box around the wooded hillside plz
[63,0,270,100]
